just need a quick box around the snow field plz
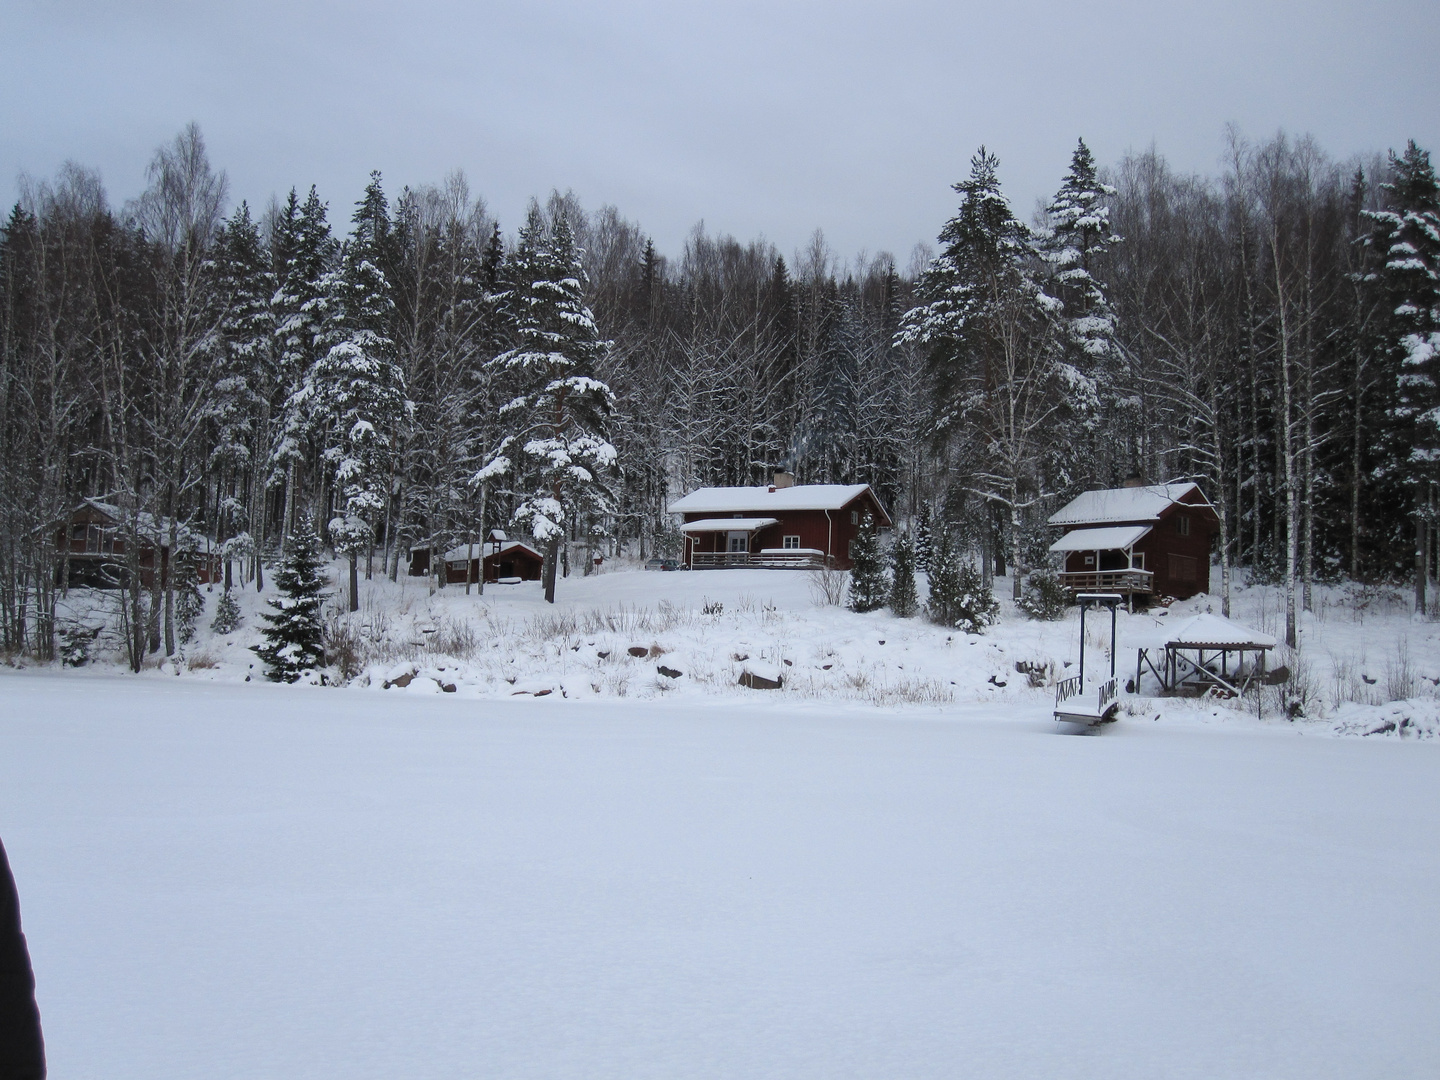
[1,674,1438,1078]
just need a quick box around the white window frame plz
[782,535,801,549]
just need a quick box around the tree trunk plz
[349,551,359,613]
[543,535,560,604]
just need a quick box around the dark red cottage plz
[668,473,891,570]
[1047,481,1219,601]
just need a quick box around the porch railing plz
[690,550,832,569]
[1058,569,1154,594]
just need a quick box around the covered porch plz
[1050,525,1155,599]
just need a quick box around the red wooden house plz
[409,531,545,584]
[668,473,892,570]
[52,499,220,589]
[1047,481,1219,601]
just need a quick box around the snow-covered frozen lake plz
[2,671,1438,1078]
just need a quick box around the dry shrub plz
[185,650,219,670]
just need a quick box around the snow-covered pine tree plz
[304,172,408,611]
[487,206,616,603]
[1039,138,1116,477]
[847,511,888,611]
[888,529,919,617]
[253,522,328,682]
[897,148,1068,600]
[1366,141,1440,612]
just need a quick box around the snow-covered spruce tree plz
[1038,138,1117,478]
[847,511,888,612]
[1366,141,1440,613]
[953,558,1001,634]
[486,206,616,604]
[172,547,204,645]
[1017,567,1067,621]
[897,147,1071,601]
[271,186,338,540]
[888,529,919,617]
[303,173,408,612]
[915,502,933,572]
[925,531,962,627]
[253,522,328,682]
[209,201,274,590]
[210,588,242,634]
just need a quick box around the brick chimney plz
[773,471,795,489]
[1123,471,1144,488]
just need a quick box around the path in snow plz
[1,672,1437,1079]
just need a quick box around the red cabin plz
[52,499,221,589]
[1047,481,1219,601]
[668,473,892,570]
[409,531,545,585]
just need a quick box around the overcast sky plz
[3,0,1438,268]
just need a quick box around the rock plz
[822,664,833,670]
[783,659,793,666]
[384,671,415,689]
[627,646,648,658]
[596,650,611,659]
[441,683,457,693]
[987,675,1007,688]
[533,688,553,697]
[657,665,683,679]
[739,670,783,690]
[731,652,749,662]
[878,639,886,645]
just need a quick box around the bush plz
[1017,568,1067,621]
[925,533,998,632]
[58,623,94,667]
[173,552,204,645]
[210,589,242,634]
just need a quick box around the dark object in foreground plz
[0,837,44,1079]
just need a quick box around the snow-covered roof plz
[678,517,779,534]
[1129,613,1277,651]
[1048,483,1204,526]
[1049,525,1152,553]
[441,540,541,562]
[73,499,205,549]
[668,484,877,516]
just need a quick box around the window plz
[1176,515,1190,536]
[783,535,800,549]
[1083,553,1095,566]
[850,510,859,525]
[1131,552,1145,570]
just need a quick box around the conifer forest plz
[2,123,1439,656]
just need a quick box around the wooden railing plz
[691,551,831,569]
[1095,677,1118,715]
[1058,569,1154,594]
[1055,674,1082,705]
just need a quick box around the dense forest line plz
[2,123,1437,660]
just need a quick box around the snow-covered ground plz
[45,562,1440,736]
[1,673,1437,1078]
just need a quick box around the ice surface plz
[1,673,1438,1079]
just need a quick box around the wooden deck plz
[1058,569,1154,596]
[690,551,831,569]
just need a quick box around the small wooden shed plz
[409,531,545,585]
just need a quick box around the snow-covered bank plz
[41,564,1440,737]
[1,675,1437,1079]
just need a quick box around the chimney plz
[1123,471,1144,488]
[773,471,795,489]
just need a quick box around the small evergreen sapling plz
[211,589,242,634]
[926,533,1001,633]
[954,558,1002,634]
[847,512,889,612]
[253,524,329,682]
[1017,568,1067,621]
[889,530,919,618]
[915,503,933,572]
[172,549,204,646]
